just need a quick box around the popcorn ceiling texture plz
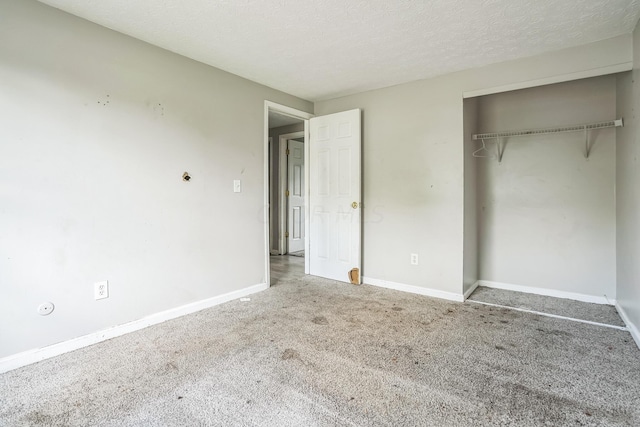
[37,0,640,101]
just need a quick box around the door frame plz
[264,101,313,286]
[278,131,304,256]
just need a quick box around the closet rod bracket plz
[584,126,590,159]
[496,136,504,163]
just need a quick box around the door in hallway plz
[287,139,305,253]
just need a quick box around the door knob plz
[351,202,359,209]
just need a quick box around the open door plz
[309,109,361,283]
[287,139,305,253]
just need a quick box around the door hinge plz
[286,148,290,156]
[286,190,290,197]
[285,231,289,238]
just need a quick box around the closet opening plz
[463,75,621,307]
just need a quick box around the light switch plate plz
[233,180,241,193]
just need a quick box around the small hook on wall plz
[182,172,191,182]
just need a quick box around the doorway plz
[264,101,312,286]
[273,128,305,257]
[264,102,363,287]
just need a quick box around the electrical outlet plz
[95,281,109,300]
[410,253,419,265]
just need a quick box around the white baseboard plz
[478,280,615,306]
[0,282,269,374]
[463,281,480,300]
[362,276,464,302]
[616,303,640,350]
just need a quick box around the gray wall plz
[0,0,312,358]
[475,76,617,299]
[268,123,304,252]
[315,36,630,297]
[616,18,640,342]
[0,0,635,360]
[316,82,466,294]
[463,98,479,295]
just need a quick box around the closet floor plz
[467,286,624,327]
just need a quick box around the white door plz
[287,139,305,253]
[309,109,361,283]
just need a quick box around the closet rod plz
[472,118,623,141]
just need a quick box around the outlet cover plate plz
[95,281,109,300]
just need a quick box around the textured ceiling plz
[38,0,640,101]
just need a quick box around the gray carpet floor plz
[1,256,639,426]
[468,286,625,327]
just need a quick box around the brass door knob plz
[351,202,359,209]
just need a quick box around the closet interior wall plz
[471,75,617,300]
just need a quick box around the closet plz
[463,75,619,302]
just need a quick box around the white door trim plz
[278,131,304,255]
[268,136,274,252]
[264,101,313,285]
[303,121,310,275]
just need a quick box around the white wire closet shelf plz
[471,118,623,162]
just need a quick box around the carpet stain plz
[156,361,179,375]
[281,348,299,360]
[25,410,70,426]
[312,316,329,325]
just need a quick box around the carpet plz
[468,286,624,327]
[1,261,639,426]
